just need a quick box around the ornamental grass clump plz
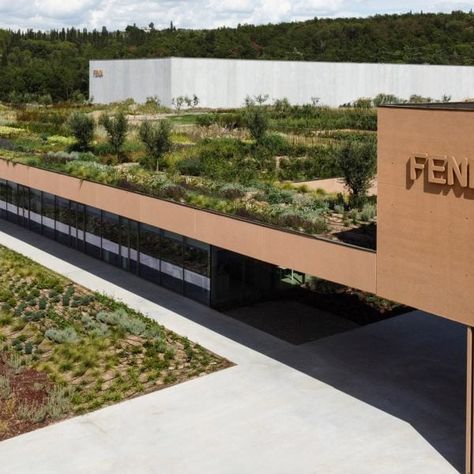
[44,386,72,420]
[0,375,11,400]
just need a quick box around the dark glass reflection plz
[102,211,120,267]
[85,206,102,258]
[42,192,55,239]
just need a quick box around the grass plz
[168,114,204,125]
[0,245,230,440]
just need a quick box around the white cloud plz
[34,0,99,18]
[0,0,471,30]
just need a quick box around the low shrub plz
[278,145,342,181]
[81,316,110,337]
[46,135,75,146]
[96,309,147,336]
[216,113,245,130]
[260,186,294,205]
[196,114,216,127]
[360,203,377,222]
[24,341,34,354]
[18,385,71,423]
[258,133,290,155]
[18,403,48,423]
[275,209,328,234]
[43,151,80,165]
[218,183,248,199]
[45,327,79,344]
[0,126,25,138]
[177,156,203,176]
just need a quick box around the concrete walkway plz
[0,221,465,473]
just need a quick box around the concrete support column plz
[467,327,474,474]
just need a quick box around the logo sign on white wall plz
[93,69,104,78]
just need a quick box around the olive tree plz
[99,111,128,160]
[244,105,269,145]
[337,139,376,208]
[68,113,95,151]
[138,120,172,171]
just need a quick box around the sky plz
[0,0,472,31]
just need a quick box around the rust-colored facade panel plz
[377,107,474,325]
[0,159,377,293]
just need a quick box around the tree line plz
[0,11,472,103]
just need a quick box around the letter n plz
[447,156,468,187]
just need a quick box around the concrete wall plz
[90,57,474,108]
[89,58,171,105]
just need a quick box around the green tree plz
[68,113,95,151]
[337,139,376,208]
[138,120,172,171]
[99,111,128,160]
[244,105,269,145]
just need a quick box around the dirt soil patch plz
[0,358,51,440]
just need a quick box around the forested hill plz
[0,11,473,102]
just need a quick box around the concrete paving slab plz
[0,222,465,473]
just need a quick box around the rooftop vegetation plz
[0,99,380,248]
[0,245,230,440]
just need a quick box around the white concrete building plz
[89,57,474,108]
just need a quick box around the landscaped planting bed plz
[0,101,378,248]
[0,245,231,441]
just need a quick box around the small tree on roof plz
[139,119,172,172]
[337,139,376,209]
[99,111,128,161]
[68,112,95,151]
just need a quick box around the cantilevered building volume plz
[89,57,474,107]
